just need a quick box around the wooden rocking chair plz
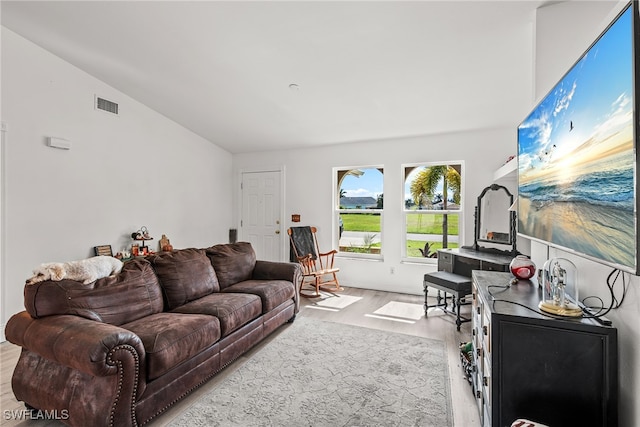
[288,226,342,298]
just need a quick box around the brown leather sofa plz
[5,242,301,427]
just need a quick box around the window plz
[335,167,384,258]
[403,163,462,261]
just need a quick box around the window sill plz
[400,258,437,265]
[337,253,384,262]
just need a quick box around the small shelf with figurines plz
[131,226,153,256]
[493,155,516,183]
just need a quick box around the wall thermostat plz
[47,137,71,150]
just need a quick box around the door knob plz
[275,230,280,234]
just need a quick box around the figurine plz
[159,234,173,252]
[552,260,567,307]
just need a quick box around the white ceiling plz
[1,1,551,154]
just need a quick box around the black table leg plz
[455,295,462,331]
[423,282,429,315]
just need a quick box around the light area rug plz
[169,317,452,427]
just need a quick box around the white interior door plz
[241,170,282,261]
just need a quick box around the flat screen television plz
[517,1,640,275]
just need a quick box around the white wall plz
[233,128,515,295]
[533,2,639,426]
[0,28,234,337]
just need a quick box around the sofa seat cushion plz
[171,293,262,337]
[146,249,220,310]
[121,312,220,380]
[222,280,295,313]
[205,242,256,289]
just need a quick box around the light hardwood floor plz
[0,287,480,426]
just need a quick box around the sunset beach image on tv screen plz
[517,5,636,270]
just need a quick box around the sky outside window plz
[340,168,383,198]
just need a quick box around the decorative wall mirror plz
[473,184,517,255]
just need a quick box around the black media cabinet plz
[472,270,618,427]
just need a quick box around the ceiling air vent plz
[95,95,119,115]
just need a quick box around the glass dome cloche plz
[539,258,582,317]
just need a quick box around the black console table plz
[472,271,618,427]
[437,247,514,275]
[423,248,513,330]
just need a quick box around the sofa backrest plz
[204,242,256,289]
[146,248,220,309]
[23,259,164,325]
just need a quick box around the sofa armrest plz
[253,260,302,312]
[5,311,145,378]
[6,311,146,426]
[253,260,300,281]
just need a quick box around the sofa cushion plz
[223,280,295,313]
[205,242,256,289]
[121,312,221,380]
[171,293,262,337]
[146,249,220,310]
[23,259,164,326]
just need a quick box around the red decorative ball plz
[509,255,536,279]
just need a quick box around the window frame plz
[401,161,464,263]
[334,165,384,260]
